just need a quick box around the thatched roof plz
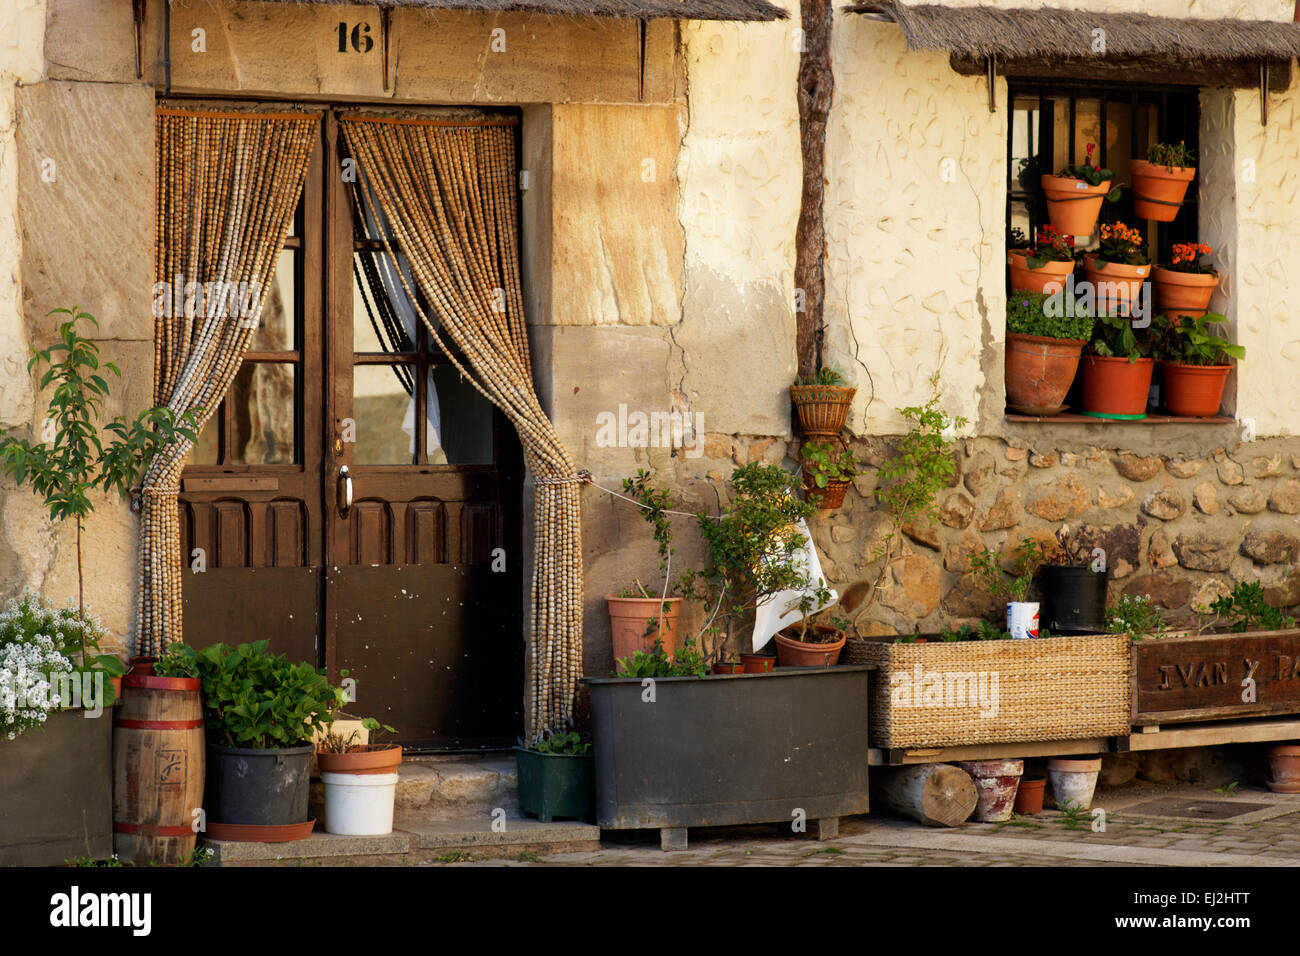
[239,0,787,21]
[847,1,1300,60]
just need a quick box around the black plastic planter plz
[514,748,595,822]
[206,743,313,825]
[1040,564,1108,634]
[584,667,871,849]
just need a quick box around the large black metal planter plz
[0,708,112,865]
[584,666,871,850]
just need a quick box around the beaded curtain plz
[339,116,582,741]
[137,109,319,656]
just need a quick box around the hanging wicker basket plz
[802,471,850,510]
[790,384,856,437]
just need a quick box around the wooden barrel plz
[112,675,205,865]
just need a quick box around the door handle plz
[337,465,353,517]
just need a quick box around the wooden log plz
[871,763,977,827]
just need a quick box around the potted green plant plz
[1130,141,1196,222]
[607,476,684,668]
[1082,220,1150,315]
[970,539,1042,639]
[1041,142,1121,237]
[514,730,597,823]
[1079,309,1155,419]
[1105,593,1168,641]
[1153,312,1244,417]
[1007,224,1076,294]
[1153,241,1219,319]
[799,440,857,510]
[774,591,845,667]
[317,716,401,835]
[839,375,965,661]
[1005,291,1094,414]
[790,366,854,438]
[1037,526,1108,635]
[181,640,348,840]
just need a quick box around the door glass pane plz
[353,251,417,354]
[249,248,296,352]
[187,408,220,465]
[354,363,418,464]
[430,364,494,465]
[229,362,297,464]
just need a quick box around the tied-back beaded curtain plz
[138,108,319,656]
[339,116,582,741]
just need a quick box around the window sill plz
[1005,413,1233,424]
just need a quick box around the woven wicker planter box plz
[858,635,1131,749]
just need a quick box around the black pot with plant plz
[514,731,596,823]
[1038,526,1108,635]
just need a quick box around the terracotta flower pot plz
[1130,160,1195,222]
[739,654,775,673]
[802,471,850,510]
[1267,744,1300,794]
[1161,361,1231,417]
[1013,776,1047,815]
[774,625,845,667]
[1153,266,1219,319]
[712,661,744,675]
[1079,355,1154,418]
[317,744,403,775]
[1004,332,1086,412]
[958,759,1024,823]
[1041,174,1110,237]
[1083,255,1149,313]
[607,595,682,670]
[1007,251,1075,294]
[1048,757,1101,811]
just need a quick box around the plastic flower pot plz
[1079,355,1154,419]
[712,661,745,674]
[1266,744,1300,794]
[607,595,682,669]
[1041,174,1110,237]
[775,625,845,666]
[317,745,403,775]
[1004,333,1086,412]
[1006,602,1040,639]
[957,759,1024,823]
[321,771,398,835]
[1153,266,1218,319]
[514,747,595,823]
[206,743,313,826]
[1048,757,1102,811]
[1130,160,1195,222]
[1083,256,1149,314]
[740,654,775,673]
[1039,565,1108,634]
[1007,251,1075,294]
[1013,776,1047,815]
[1161,362,1231,417]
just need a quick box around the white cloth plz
[751,518,839,652]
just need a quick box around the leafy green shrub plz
[794,367,846,387]
[1147,141,1195,169]
[800,441,858,488]
[531,730,590,755]
[970,539,1042,603]
[1207,582,1294,633]
[152,642,201,679]
[181,640,347,749]
[1007,292,1094,342]
[1107,594,1167,641]
[613,636,708,678]
[1153,313,1244,366]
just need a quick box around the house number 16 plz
[337,22,374,53]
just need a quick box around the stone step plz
[396,754,520,821]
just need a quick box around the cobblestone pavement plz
[427,785,1300,867]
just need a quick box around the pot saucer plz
[1007,402,1068,417]
[1265,780,1300,794]
[205,819,317,842]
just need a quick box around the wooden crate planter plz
[1131,628,1300,725]
[0,708,112,865]
[860,635,1131,749]
[583,667,871,849]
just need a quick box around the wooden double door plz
[179,112,524,750]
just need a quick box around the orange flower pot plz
[1007,251,1075,294]
[1004,332,1086,412]
[1130,160,1195,222]
[607,596,682,670]
[1041,174,1110,237]
[1153,267,1219,319]
[1161,362,1231,417]
[1079,355,1153,418]
[317,745,403,775]
[1083,256,1149,313]
[774,626,845,667]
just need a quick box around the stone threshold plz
[202,817,601,866]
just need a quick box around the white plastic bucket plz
[1006,602,1040,639]
[321,771,399,835]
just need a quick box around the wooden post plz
[794,0,835,380]
[871,763,977,827]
